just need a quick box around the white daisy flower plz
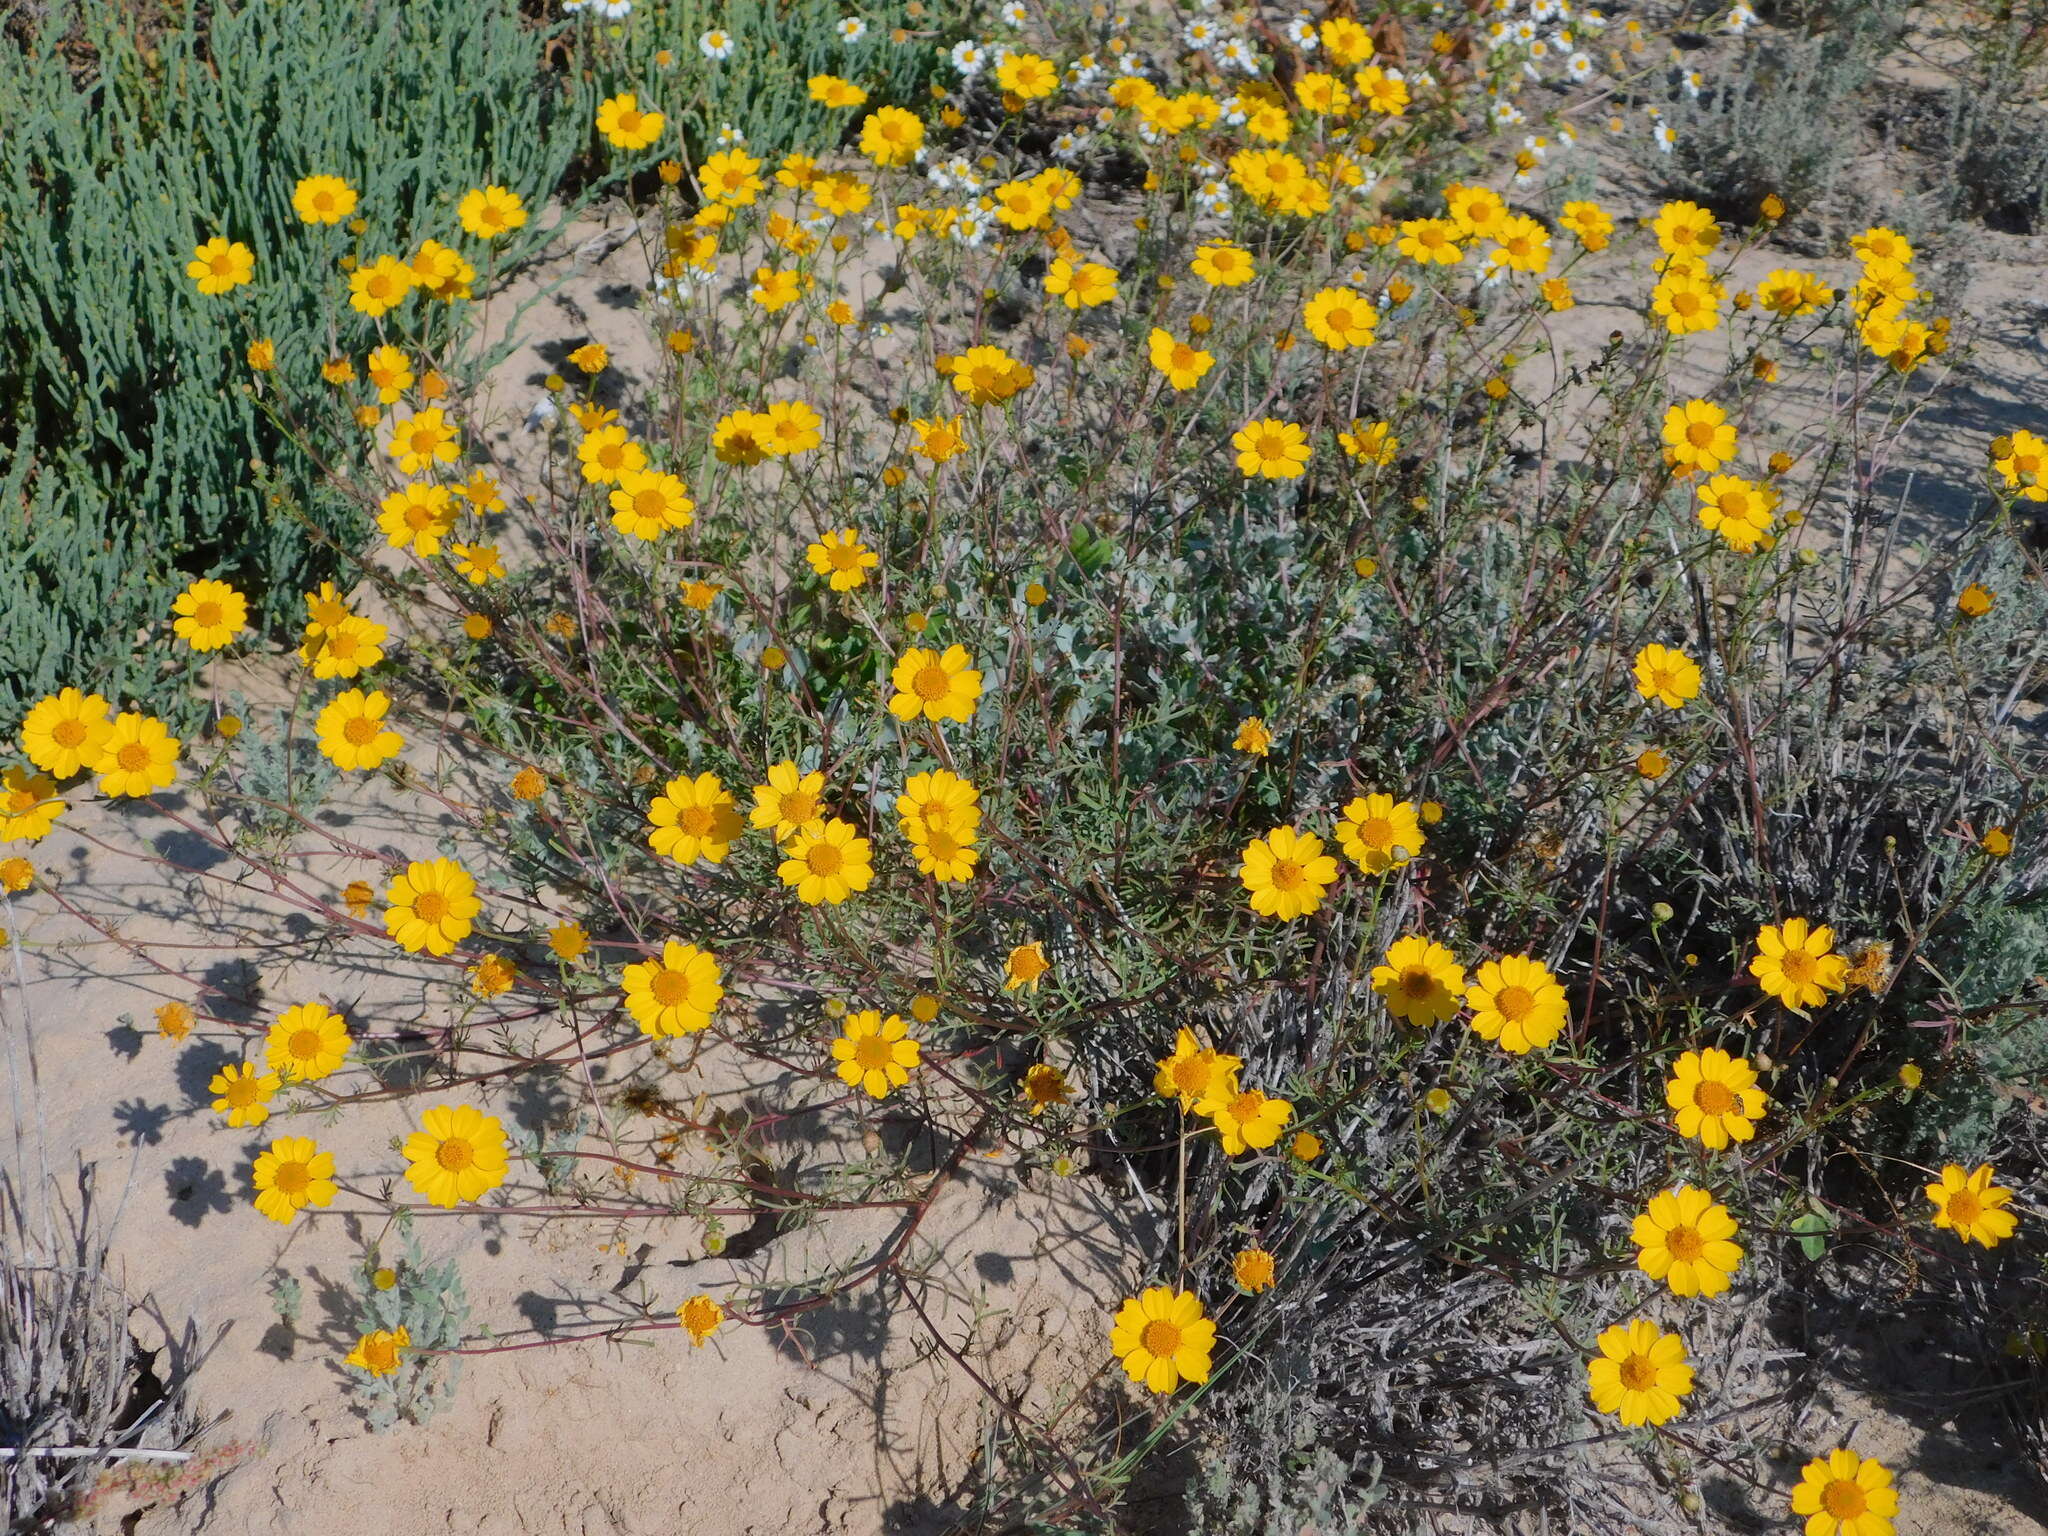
[1492,99,1525,125]
[1184,18,1217,49]
[1285,15,1318,48]
[1581,7,1608,28]
[951,39,986,74]
[999,0,1026,24]
[699,28,733,59]
[1217,37,1259,73]
[837,16,868,42]
[1682,68,1704,98]
[1070,53,1103,85]
[1655,122,1678,152]
[1052,131,1087,160]
[1566,50,1593,79]
[1726,2,1757,30]
[717,123,746,145]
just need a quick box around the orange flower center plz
[193,601,224,628]
[3,791,32,815]
[209,254,235,276]
[805,841,845,876]
[1326,305,1355,331]
[115,742,150,772]
[434,1138,474,1171]
[1493,985,1534,1022]
[1617,1353,1657,1392]
[1946,1189,1983,1228]
[1693,1080,1736,1116]
[649,970,691,1006]
[779,790,818,825]
[1266,858,1305,892]
[1255,432,1288,459]
[52,719,87,747]
[225,1077,262,1107]
[1357,816,1394,849]
[413,891,449,923]
[1140,1319,1183,1357]
[678,805,717,837]
[924,829,961,861]
[1686,421,1717,449]
[1400,968,1436,999]
[289,1029,323,1061]
[1822,1480,1868,1520]
[853,1034,894,1070]
[272,1161,310,1195]
[343,717,378,745]
[1664,1224,1705,1263]
[912,664,953,701]
[1777,950,1815,985]
[1228,1090,1265,1121]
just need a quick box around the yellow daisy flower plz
[402,1103,509,1207]
[1110,1287,1215,1393]
[621,940,725,1037]
[1465,954,1568,1054]
[1371,936,1466,1025]
[1586,1318,1692,1426]
[1632,1186,1743,1297]
[1925,1163,2018,1249]
[1239,826,1338,920]
[1666,1048,1767,1149]
[830,1009,921,1098]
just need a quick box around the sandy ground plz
[6,754,1142,1534]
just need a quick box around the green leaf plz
[1789,1211,1831,1261]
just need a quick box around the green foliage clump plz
[0,0,596,723]
[345,1222,470,1430]
[582,0,950,162]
